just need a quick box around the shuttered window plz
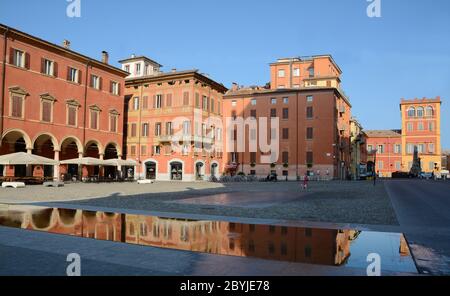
[306,106,314,119]
[166,94,172,107]
[142,96,148,109]
[183,92,190,106]
[130,123,137,137]
[110,115,117,133]
[306,127,314,140]
[68,106,77,126]
[11,95,23,118]
[42,101,52,122]
[90,110,98,129]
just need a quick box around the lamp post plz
[372,149,378,186]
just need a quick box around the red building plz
[365,130,402,177]
[0,24,128,180]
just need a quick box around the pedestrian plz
[302,173,309,190]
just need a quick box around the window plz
[308,67,314,78]
[67,105,77,126]
[166,94,172,107]
[110,81,120,95]
[231,110,237,120]
[166,122,173,135]
[306,152,313,166]
[124,65,130,73]
[142,123,149,137]
[271,98,277,105]
[216,128,222,141]
[418,122,424,131]
[183,121,191,135]
[41,100,52,122]
[251,99,257,106]
[155,94,163,109]
[282,128,289,140]
[183,92,190,106]
[11,49,27,68]
[130,123,137,137]
[306,95,314,102]
[202,96,208,111]
[406,144,414,154]
[130,145,136,156]
[11,95,24,118]
[293,68,300,77]
[90,108,99,130]
[250,152,256,163]
[367,145,373,152]
[394,144,401,154]
[231,100,237,107]
[109,112,118,133]
[282,152,289,163]
[142,96,148,109]
[395,162,401,170]
[407,122,413,132]
[306,127,313,140]
[282,108,289,119]
[270,108,277,118]
[195,93,200,108]
[210,98,215,112]
[133,97,139,110]
[135,63,141,75]
[378,145,384,154]
[416,107,424,117]
[278,69,285,78]
[428,143,435,153]
[306,106,314,119]
[250,109,257,119]
[426,106,434,117]
[153,146,161,155]
[417,144,425,153]
[90,75,101,90]
[283,97,289,104]
[428,122,434,131]
[42,59,56,76]
[141,145,147,156]
[407,107,415,117]
[378,161,384,170]
[155,123,162,136]
[67,67,80,83]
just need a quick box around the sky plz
[1,0,449,148]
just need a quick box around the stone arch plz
[1,128,33,151]
[104,141,121,159]
[85,139,103,158]
[142,158,158,180]
[32,132,60,153]
[60,136,83,154]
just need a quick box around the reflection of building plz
[223,55,352,180]
[119,56,227,181]
[0,24,128,180]
[365,130,402,177]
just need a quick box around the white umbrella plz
[60,157,105,166]
[0,152,58,165]
[103,159,137,167]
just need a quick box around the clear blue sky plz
[1,0,449,148]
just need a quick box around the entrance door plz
[170,162,183,181]
[146,162,157,180]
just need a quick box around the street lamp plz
[372,149,378,186]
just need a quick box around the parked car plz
[392,171,411,179]
[419,172,433,179]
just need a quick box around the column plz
[26,148,33,176]
[54,150,60,181]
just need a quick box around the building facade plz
[365,130,402,177]
[0,24,128,180]
[350,118,368,180]
[120,56,228,181]
[223,55,352,180]
[400,97,442,173]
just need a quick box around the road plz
[384,179,450,275]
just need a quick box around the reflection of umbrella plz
[178,169,183,173]
[103,159,137,167]
[171,168,177,173]
[60,157,105,166]
[0,152,58,165]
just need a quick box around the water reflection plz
[0,204,416,272]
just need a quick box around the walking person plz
[302,173,309,190]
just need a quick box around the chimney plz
[63,40,71,49]
[102,51,109,64]
[171,68,177,73]
[131,54,136,58]
[231,82,239,91]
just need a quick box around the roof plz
[400,97,442,105]
[269,55,343,74]
[365,130,402,138]
[0,23,129,77]
[224,86,352,107]
[125,70,228,94]
[118,55,163,67]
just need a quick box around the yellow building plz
[400,97,442,173]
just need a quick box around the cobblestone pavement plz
[0,180,398,225]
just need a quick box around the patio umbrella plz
[103,159,137,167]
[0,152,58,165]
[60,157,105,166]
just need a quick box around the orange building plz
[400,97,442,173]
[0,24,128,180]
[120,56,228,181]
[223,55,352,180]
[365,130,403,177]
